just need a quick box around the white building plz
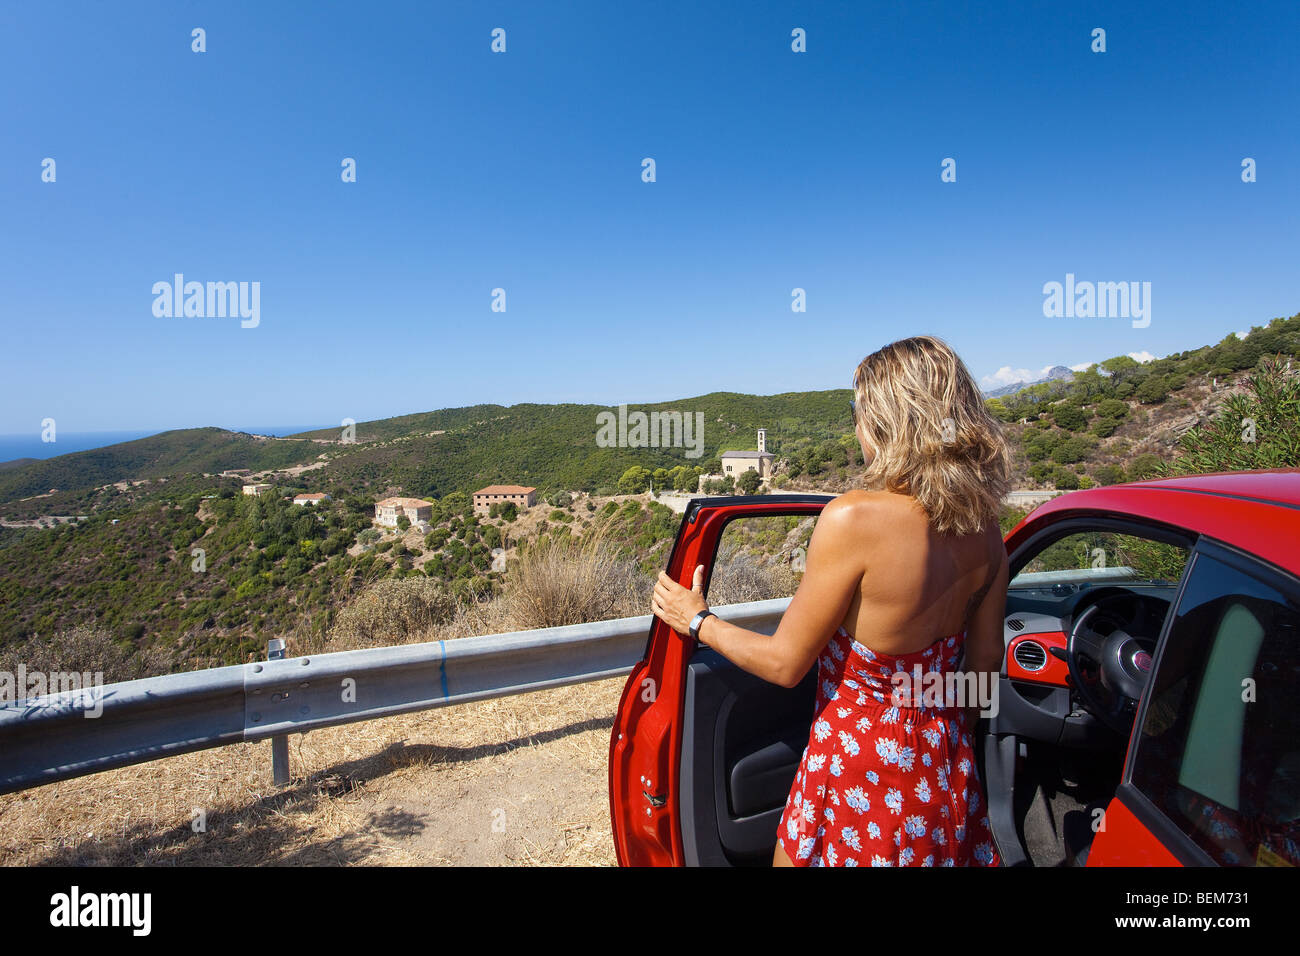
[721,429,776,480]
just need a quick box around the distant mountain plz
[983,365,1076,398]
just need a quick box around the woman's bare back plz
[838,489,1003,656]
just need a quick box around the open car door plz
[609,494,832,866]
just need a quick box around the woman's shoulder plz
[826,489,925,525]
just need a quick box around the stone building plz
[374,496,434,527]
[473,485,537,515]
[721,429,776,480]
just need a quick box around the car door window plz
[706,515,816,605]
[1130,550,1300,866]
[1010,530,1188,588]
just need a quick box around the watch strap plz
[689,609,716,641]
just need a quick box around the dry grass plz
[0,624,164,685]
[0,675,625,867]
[0,518,658,867]
[501,517,651,630]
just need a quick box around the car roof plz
[1009,468,1300,576]
[1120,468,1300,508]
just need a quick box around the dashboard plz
[992,581,1180,748]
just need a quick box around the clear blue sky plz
[2,0,1296,435]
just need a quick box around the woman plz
[651,335,1010,867]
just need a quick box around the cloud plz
[981,364,1057,389]
[1128,350,1155,364]
[1069,362,1095,372]
[1237,330,1250,340]
[982,366,1032,388]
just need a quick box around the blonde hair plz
[851,335,1010,536]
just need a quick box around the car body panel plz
[611,471,1300,866]
[1087,793,1184,866]
[608,495,830,866]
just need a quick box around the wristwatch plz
[688,609,716,642]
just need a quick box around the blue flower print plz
[841,826,862,852]
[897,746,916,772]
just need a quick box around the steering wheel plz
[1064,587,1163,735]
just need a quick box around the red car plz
[609,470,1300,866]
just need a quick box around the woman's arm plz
[651,494,869,688]
[962,528,1009,722]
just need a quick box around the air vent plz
[1006,618,1025,632]
[1013,640,1047,672]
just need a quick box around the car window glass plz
[1010,531,1188,589]
[707,515,816,605]
[1131,552,1300,866]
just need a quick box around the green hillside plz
[4,310,1300,680]
[0,428,321,503]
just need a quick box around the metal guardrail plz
[0,597,791,796]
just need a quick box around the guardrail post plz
[267,638,290,787]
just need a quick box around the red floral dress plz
[776,625,1000,867]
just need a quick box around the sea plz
[0,426,329,466]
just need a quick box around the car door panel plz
[609,495,831,867]
[679,648,817,866]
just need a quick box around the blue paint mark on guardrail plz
[438,641,448,699]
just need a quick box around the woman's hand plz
[651,565,708,635]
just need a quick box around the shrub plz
[1135,375,1170,404]
[1096,398,1129,421]
[1127,453,1165,480]
[1052,404,1087,431]
[0,624,159,685]
[329,577,457,647]
[1051,467,1080,490]
[706,540,798,605]
[1156,357,1300,476]
[1093,464,1127,486]
[503,516,650,629]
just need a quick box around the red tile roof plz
[375,497,433,508]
